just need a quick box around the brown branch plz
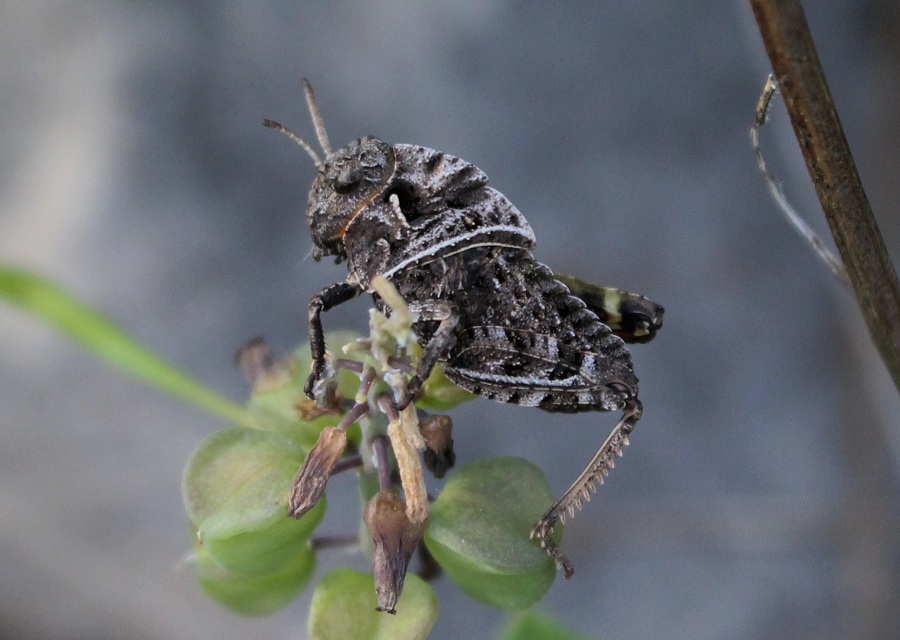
[749,0,900,393]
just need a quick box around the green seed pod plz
[308,569,437,640]
[424,457,559,610]
[183,427,325,576]
[195,542,316,616]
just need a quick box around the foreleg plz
[305,282,363,399]
[397,300,459,409]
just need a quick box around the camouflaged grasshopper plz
[265,80,664,578]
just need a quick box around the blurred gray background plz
[2,1,900,639]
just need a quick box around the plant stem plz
[0,267,253,425]
[749,0,900,392]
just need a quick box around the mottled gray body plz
[267,86,662,577]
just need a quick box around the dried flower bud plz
[418,414,455,478]
[236,337,297,393]
[288,426,348,517]
[363,491,426,614]
[235,337,275,382]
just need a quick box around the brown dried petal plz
[387,411,428,525]
[294,396,343,421]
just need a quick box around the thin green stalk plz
[0,267,252,426]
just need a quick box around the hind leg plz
[530,393,642,578]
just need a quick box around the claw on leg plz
[529,520,575,579]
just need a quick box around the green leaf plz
[183,427,324,575]
[196,541,316,616]
[0,267,250,425]
[308,569,438,640]
[424,457,558,610]
[498,610,596,640]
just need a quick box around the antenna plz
[302,78,332,156]
[262,118,323,168]
[263,79,334,168]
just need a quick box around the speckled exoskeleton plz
[265,80,664,577]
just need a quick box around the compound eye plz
[333,167,362,195]
[359,149,382,167]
